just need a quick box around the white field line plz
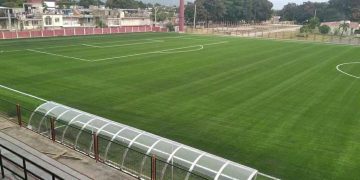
[0,35,204,53]
[82,40,164,48]
[81,44,100,48]
[92,45,197,61]
[0,84,47,102]
[24,41,228,62]
[157,45,203,53]
[336,62,360,79]
[92,42,225,62]
[86,39,164,45]
[202,41,228,46]
[1,50,23,53]
[1,44,81,53]
[26,49,91,62]
[92,51,157,62]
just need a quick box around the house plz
[120,9,151,26]
[321,21,360,36]
[0,6,24,31]
[43,14,63,29]
[90,6,151,27]
[1,1,152,31]
[22,0,43,29]
[0,6,13,30]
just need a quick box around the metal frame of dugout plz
[28,101,260,180]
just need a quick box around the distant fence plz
[187,26,360,46]
[0,26,168,40]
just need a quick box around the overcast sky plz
[270,0,328,9]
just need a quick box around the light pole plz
[179,0,184,32]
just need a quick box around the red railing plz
[0,26,167,40]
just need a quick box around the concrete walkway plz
[0,117,135,180]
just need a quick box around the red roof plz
[321,21,359,29]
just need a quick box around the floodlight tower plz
[179,0,185,32]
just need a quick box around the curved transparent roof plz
[29,101,258,180]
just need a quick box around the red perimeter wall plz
[0,26,167,40]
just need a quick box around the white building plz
[43,14,63,29]
[321,21,360,36]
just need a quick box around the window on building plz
[45,16,52,25]
[55,18,59,23]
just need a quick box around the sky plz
[270,0,328,10]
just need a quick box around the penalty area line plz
[81,44,100,48]
[82,40,164,48]
[27,49,91,62]
[202,41,229,46]
[24,40,229,62]
[93,41,229,62]
[93,44,206,62]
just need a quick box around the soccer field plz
[1,32,360,179]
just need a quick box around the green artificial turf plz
[1,32,360,180]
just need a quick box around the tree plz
[79,0,103,8]
[224,0,245,22]
[185,0,273,23]
[339,22,350,36]
[203,0,226,22]
[308,17,320,30]
[150,5,176,22]
[279,0,358,24]
[58,0,77,9]
[252,0,273,22]
[166,22,175,31]
[328,0,352,20]
[43,2,48,13]
[185,0,209,24]
[106,0,141,9]
[185,2,195,23]
[300,25,311,34]
[0,0,24,7]
[319,25,330,34]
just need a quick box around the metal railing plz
[0,144,64,180]
[0,99,208,180]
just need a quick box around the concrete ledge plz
[0,117,135,180]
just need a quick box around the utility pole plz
[193,4,197,29]
[154,6,158,27]
[314,9,317,18]
[7,9,11,31]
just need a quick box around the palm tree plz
[339,22,350,37]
